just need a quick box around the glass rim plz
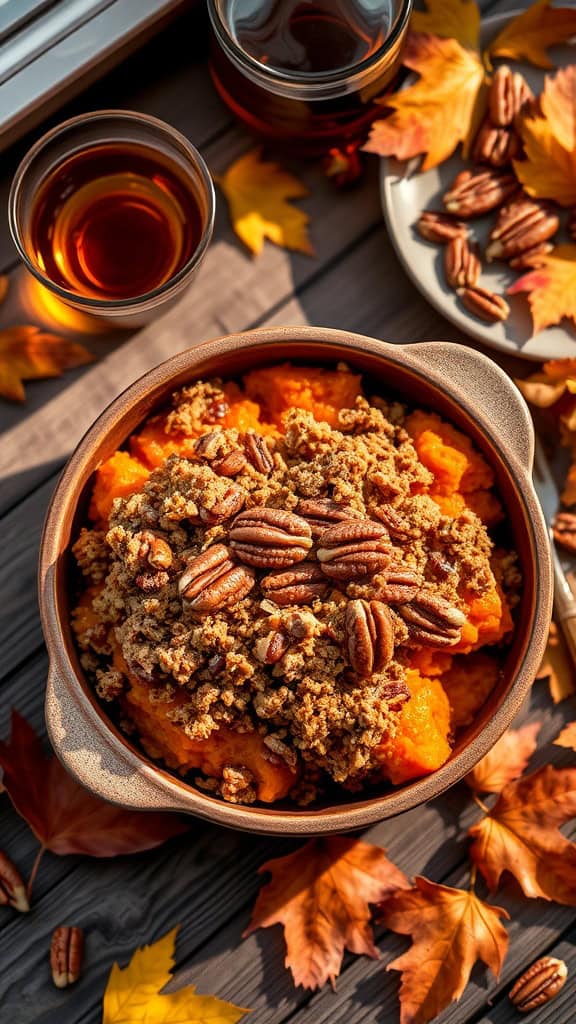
[8,109,216,311]
[207,0,413,93]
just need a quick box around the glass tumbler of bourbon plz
[9,111,215,327]
[208,0,413,156]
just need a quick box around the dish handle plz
[45,664,193,814]
[404,341,535,474]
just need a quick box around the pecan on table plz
[296,497,361,538]
[486,197,559,262]
[399,593,465,647]
[316,519,391,581]
[179,543,255,614]
[260,561,329,606]
[0,850,28,913]
[50,926,84,988]
[444,168,518,218]
[509,956,568,1013]
[345,599,395,676]
[229,508,313,568]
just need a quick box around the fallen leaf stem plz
[26,843,46,900]
[473,793,491,815]
[469,863,477,891]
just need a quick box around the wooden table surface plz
[1,3,574,1022]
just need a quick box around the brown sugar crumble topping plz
[72,364,519,806]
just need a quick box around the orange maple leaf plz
[0,325,93,402]
[536,621,576,702]
[514,67,576,206]
[363,34,487,171]
[379,876,509,1024]
[243,836,408,990]
[468,765,576,903]
[555,722,576,751]
[488,0,576,69]
[216,148,314,257]
[466,723,541,794]
[410,0,480,50]
[508,246,576,334]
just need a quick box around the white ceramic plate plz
[380,13,575,361]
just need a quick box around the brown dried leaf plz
[0,326,93,402]
[0,275,8,305]
[466,723,541,794]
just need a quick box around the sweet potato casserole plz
[71,363,520,805]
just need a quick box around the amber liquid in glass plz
[211,0,401,154]
[29,142,204,300]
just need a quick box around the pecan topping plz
[135,570,170,593]
[399,593,466,647]
[486,197,559,262]
[254,630,290,664]
[263,734,298,770]
[229,508,313,568]
[444,236,481,290]
[472,119,521,168]
[553,511,576,554]
[444,168,518,218]
[461,285,510,323]
[373,504,411,540]
[50,926,84,988]
[193,431,224,459]
[509,242,553,270]
[489,65,534,127]
[378,566,421,603]
[260,561,329,606]
[381,681,411,710]
[297,497,361,538]
[179,543,255,614]
[212,450,248,477]
[137,531,173,570]
[416,210,467,244]
[509,956,567,1013]
[317,519,391,581]
[0,850,29,913]
[345,599,395,676]
[244,431,274,474]
[428,552,456,579]
[199,483,246,525]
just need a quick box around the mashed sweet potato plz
[375,669,452,785]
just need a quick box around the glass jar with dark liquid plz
[208,0,412,156]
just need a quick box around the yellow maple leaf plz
[0,326,94,402]
[514,67,576,206]
[216,149,314,257]
[508,245,576,334]
[488,0,576,69]
[363,34,487,170]
[102,927,248,1024]
[411,0,480,50]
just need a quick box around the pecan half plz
[199,483,246,525]
[509,956,568,1013]
[193,431,224,459]
[444,236,481,290]
[50,926,84,988]
[486,197,559,261]
[135,570,170,592]
[372,504,412,540]
[244,431,274,474]
[381,680,411,710]
[509,242,553,270]
[461,285,510,323]
[253,630,290,665]
[260,561,329,606]
[212,450,248,477]
[472,119,521,168]
[296,497,360,538]
[179,543,255,613]
[0,850,29,912]
[416,210,467,243]
[553,511,576,554]
[399,593,466,647]
[378,566,421,603]
[489,65,534,127]
[229,508,313,568]
[444,169,518,218]
[345,599,395,676]
[317,519,391,581]
[137,531,173,570]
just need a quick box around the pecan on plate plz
[461,285,510,323]
[212,450,248,477]
[399,593,465,647]
[316,519,391,581]
[296,497,361,538]
[486,197,559,262]
[488,65,534,127]
[253,630,290,665]
[179,543,255,614]
[509,242,553,270]
[229,508,313,568]
[0,850,28,913]
[553,511,576,554]
[444,169,518,218]
[472,119,521,168]
[50,926,84,988]
[378,566,421,603]
[243,431,274,474]
[345,599,395,676]
[444,236,481,290]
[416,210,467,244]
[260,561,329,606]
[509,956,568,1013]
